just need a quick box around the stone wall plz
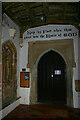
[2,41,17,108]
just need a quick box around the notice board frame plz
[20,72,30,88]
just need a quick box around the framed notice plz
[20,72,30,88]
[75,80,80,92]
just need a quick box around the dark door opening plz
[37,50,66,105]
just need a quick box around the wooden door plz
[37,50,66,104]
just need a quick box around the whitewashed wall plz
[19,43,30,104]
[2,13,20,98]
[1,13,20,119]
[20,25,79,108]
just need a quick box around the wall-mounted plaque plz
[20,72,30,88]
[75,80,80,92]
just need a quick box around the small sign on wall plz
[20,72,30,88]
[75,80,80,92]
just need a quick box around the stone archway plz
[2,40,17,108]
[28,39,75,107]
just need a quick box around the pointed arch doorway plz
[37,50,67,104]
[28,40,75,107]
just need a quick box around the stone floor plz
[2,104,80,120]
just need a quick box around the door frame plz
[28,39,75,107]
